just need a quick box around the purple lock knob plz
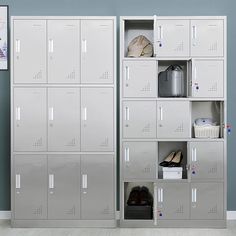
[159,213,162,216]
[192,171,196,174]
[196,86,199,90]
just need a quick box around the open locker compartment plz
[158,142,188,180]
[191,101,224,138]
[123,20,154,58]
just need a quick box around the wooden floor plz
[1,220,236,236]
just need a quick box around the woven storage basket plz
[194,124,220,138]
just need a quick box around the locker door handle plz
[16,107,21,121]
[194,66,197,81]
[192,188,197,203]
[125,106,129,121]
[158,188,163,202]
[125,66,130,80]
[159,106,163,121]
[192,25,197,39]
[49,107,54,121]
[49,174,54,189]
[82,39,87,53]
[48,39,54,53]
[124,147,130,162]
[153,183,158,225]
[191,147,197,162]
[82,174,87,189]
[16,174,20,189]
[82,107,87,121]
[15,39,20,53]
[158,26,163,39]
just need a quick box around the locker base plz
[11,219,117,228]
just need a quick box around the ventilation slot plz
[174,41,184,52]
[66,70,75,80]
[100,137,109,147]
[66,138,76,147]
[175,205,184,214]
[66,206,76,215]
[142,123,151,133]
[33,206,43,215]
[33,70,42,80]
[99,71,110,80]
[33,138,43,147]
[141,83,151,92]
[208,83,217,92]
[175,123,184,133]
[208,205,218,214]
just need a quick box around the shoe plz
[168,150,183,167]
[159,151,176,167]
[140,186,153,206]
[127,186,140,206]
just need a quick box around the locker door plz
[122,142,157,179]
[189,141,224,180]
[48,20,80,83]
[81,20,114,84]
[191,183,224,219]
[191,20,224,57]
[156,183,189,220]
[13,20,46,83]
[156,20,190,57]
[14,88,47,151]
[123,101,156,138]
[48,88,80,151]
[191,59,224,98]
[48,155,80,219]
[81,88,113,151]
[14,155,47,219]
[123,60,157,98]
[157,101,190,138]
[81,154,114,220]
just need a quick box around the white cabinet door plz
[191,20,224,57]
[48,20,80,83]
[123,60,157,98]
[13,20,46,83]
[191,59,224,98]
[156,20,190,57]
[81,20,114,84]
[157,101,190,138]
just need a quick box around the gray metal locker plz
[81,20,114,84]
[14,155,47,219]
[48,155,80,219]
[156,19,190,57]
[123,101,156,138]
[191,183,224,219]
[122,142,157,179]
[14,88,47,151]
[156,101,190,138]
[81,88,114,151]
[189,141,224,180]
[48,88,80,151]
[122,60,157,98]
[191,20,224,57]
[48,20,80,83]
[81,154,114,220]
[13,20,46,83]
[191,59,224,98]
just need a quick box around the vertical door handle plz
[191,147,197,162]
[48,39,54,53]
[15,39,20,53]
[82,39,87,53]
[49,107,54,121]
[194,66,197,81]
[158,26,163,39]
[192,188,197,203]
[82,174,87,189]
[159,106,163,121]
[82,107,87,121]
[16,174,20,189]
[153,183,158,225]
[125,66,130,80]
[192,25,197,39]
[158,188,163,202]
[16,107,21,121]
[125,106,129,121]
[49,174,54,189]
[124,147,130,162]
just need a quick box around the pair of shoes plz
[127,186,153,206]
[159,150,183,167]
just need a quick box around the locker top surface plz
[11,16,116,20]
[120,16,227,20]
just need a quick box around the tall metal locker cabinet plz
[120,16,227,228]
[11,16,116,228]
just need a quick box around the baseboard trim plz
[0,211,11,219]
[227,211,236,220]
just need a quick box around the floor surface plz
[1,220,236,236]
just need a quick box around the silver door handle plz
[192,188,197,203]
[16,174,21,189]
[49,174,54,189]
[192,25,197,39]
[158,188,163,202]
[16,39,20,53]
[159,106,163,121]
[194,66,197,81]
[48,39,54,53]
[82,39,87,53]
[16,107,21,121]
[82,107,87,121]
[49,107,54,121]
[125,66,130,80]
[191,147,197,162]
[158,25,163,39]
[124,147,130,162]
[153,183,158,225]
[82,174,87,189]
[125,106,129,121]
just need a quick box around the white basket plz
[194,124,220,139]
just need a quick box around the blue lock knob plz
[192,171,196,175]
[196,86,199,90]
[159,213,162,217]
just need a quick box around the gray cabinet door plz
[13,20,46,83]
[191,183,224,219]
[189,141,224,180]
[14,155,47,219]
[156,183,189,220]
[122,142,157,179]
[48,155,80,219]
[81,154,114,220]
[48,20,80,83]
[191,59,224,98]
[123,101,156,138]
[14,88,47,151]
[123,60,157,98]
[81,88,113,151]
[157,101,190,138]
[48,88,80,151]
[81,20,114,84]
